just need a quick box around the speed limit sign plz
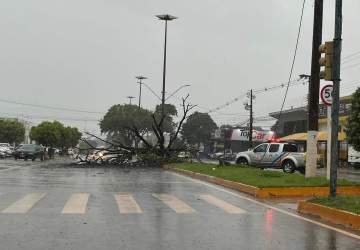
[320,84,333,106]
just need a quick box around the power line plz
[342,55,360,64]
[207,94,247,113]
[342,50,360,60]
[278,0,306,123]
[0,98,105,114]
[203,79,303,114]
[0,112,100,123]
[342,61,360,70]
[253,79,304,94]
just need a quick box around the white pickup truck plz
[235,143,306,173]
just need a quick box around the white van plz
[348,145,360,167]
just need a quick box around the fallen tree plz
[77,95,196,166]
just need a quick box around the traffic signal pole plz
[329,0,342,197]
[306,0,323,177]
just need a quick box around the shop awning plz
[280,132,346,142]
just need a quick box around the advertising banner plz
[231,129,274,142]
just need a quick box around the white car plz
[235,143,306,173]
[178,151,190,158]
[348,146,360,167]
[0,143,13,157]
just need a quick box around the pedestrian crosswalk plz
[115,194,142,214]
[2,193,46,214]
[62,193,90,214]
[0,193,248,215]
[199,194,247,214]
[153,194,196,214]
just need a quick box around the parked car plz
[0,149,6,158]
[13,144,45,161]
[210,149,236,161]
[348,145,360,168]
[0,143,13,157]
[0,143,11,148]
[235,143,305,173]
[178,151,190,159]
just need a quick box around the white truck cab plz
[235,143,305,173]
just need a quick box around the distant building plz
[269,96,352,164]
[269,95,352,137]
[269,107,307,137]
[211,126,273,153]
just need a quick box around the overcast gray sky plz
[1,0,359,134]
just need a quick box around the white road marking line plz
[169,171,360,240]
[0,166,24,172]
[1,193,46,214]
[115,194,142,214]
[62,193,90,214]
[199,194,247,214]
[153,194,195,214]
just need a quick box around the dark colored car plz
[14,144,45,161]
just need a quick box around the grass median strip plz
[310,196,360,215]
[172,163,359,188]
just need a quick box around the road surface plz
[0,159,359,250]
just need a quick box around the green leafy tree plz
[30,121,62,147]
[59,126,82,150]
[0,119,25,144]
[30,121,82,149]
[100,104,153,146]
[182,112,217,146]
[346,88,360,151]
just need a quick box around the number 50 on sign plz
[320,84,333,106]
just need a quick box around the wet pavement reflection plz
[0,158,359,250]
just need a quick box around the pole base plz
[305,131,318,178]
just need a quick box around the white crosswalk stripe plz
[62,193,90,214]
[199,194,247,214]
[1,193,46,214]
[115,194,142,214]
[0,193,248,215]
[152,194,196,213]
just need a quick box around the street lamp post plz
[141,82,189,102]
[156,14,178,119]
[165,84,190,101]
[135,75,147,108]
[127,96,135,105]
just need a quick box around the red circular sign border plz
[320,84,333,106]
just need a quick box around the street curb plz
[298,201,360,230]
[164,166,360,199]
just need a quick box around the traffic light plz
[319,41,334,81]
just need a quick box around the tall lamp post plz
[141,82,189,102]
[127,96,135,105]
[156,14,178,119]
[135,75,147,108]
[165,84,190,101]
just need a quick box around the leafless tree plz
[78,95,196,164]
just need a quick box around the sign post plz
[321,84,333,180]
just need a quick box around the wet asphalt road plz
[0,159,359,250]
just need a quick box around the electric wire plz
[342,50,360,60]
[277,0,306,128]
[0,98,105,114]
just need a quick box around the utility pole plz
[127,96,135,105]
[244,90,254,148]
[306,0,323,178]
[135,76,147,108]
[330,0,342,197]
[249,89,253,148]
